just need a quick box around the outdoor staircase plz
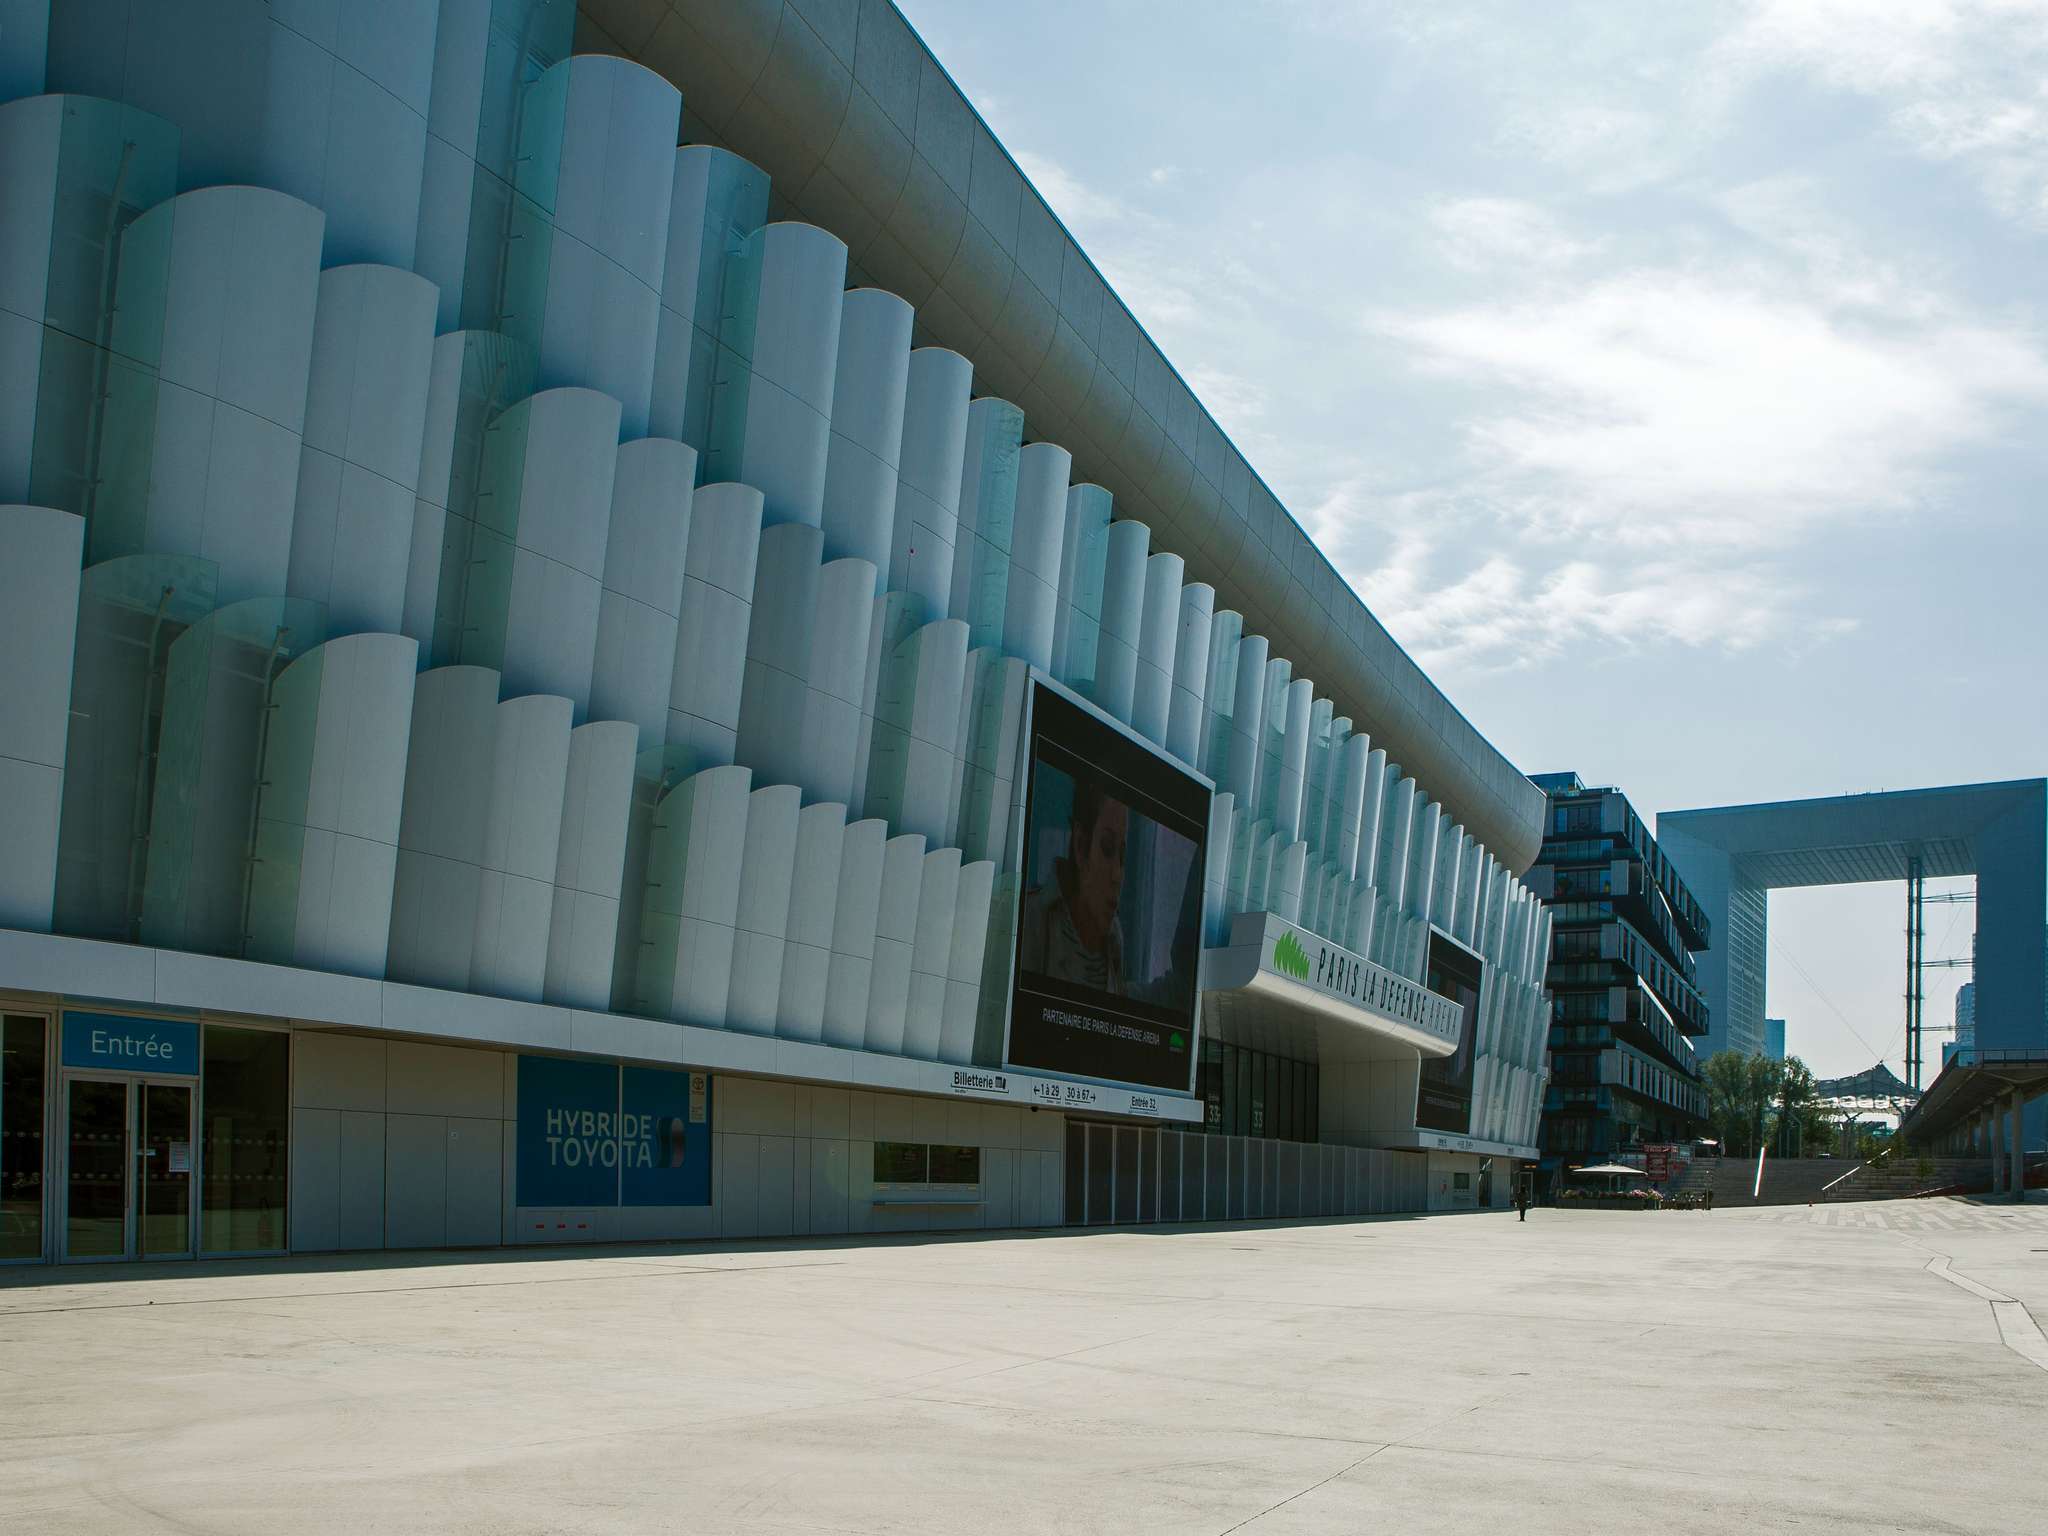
[1662,1155,1995,1207]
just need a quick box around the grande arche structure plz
[1659,781,2048,1138]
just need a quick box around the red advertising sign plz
[1644,1144,1675,1183]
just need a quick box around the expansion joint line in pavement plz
[1924,1255,2048,1372]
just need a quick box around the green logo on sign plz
[1170,1031,1185,1049]
[1273,930,1312,980]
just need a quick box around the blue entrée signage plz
[516,1055,713,1209]
[62,1012,200,1076]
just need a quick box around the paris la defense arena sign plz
[1206,910,1464,1057]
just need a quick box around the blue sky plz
[898,0,2048,1078]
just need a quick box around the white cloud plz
[1011,149,1129,227]
[1429,197,1605,273]
[1716,0,2048,226]
[1367,271,2048,551]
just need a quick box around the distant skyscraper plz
[1954,982,1976,1053]
[1764,1018,1786,1061]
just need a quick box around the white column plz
[638,762,753,1026]
[102,185,324,602]
[649,145,770,444]
[863,617,969,846]
[1203,791,1237,945]
[864,831,928,1056]
[717,222,847,528]
[246,631,417,977]
[1432,820,1463,931]
[821,288,912,574]
[1199,608,1245,785]
[1335,731,1373,881]
[1165,582,1214,767]
[1274,841,1309,925]
[1409,798,1443,926]
[592,437,696,741]
[472,386,620,715]
[727,782,802,1036]
[798,556,879,807]
[777,799,847,1043]
[903,846,962,1060]
[848,589,926,821]
[543,718,637,1009]
[667,481,763,776]
[471,693,574,1003]
[1274,677,1314,843]
[0,505,84,930]
[1092,518,1150,725]
[533,55,681,438]
[735,521,824,790]
[1358,748,1389,893]
[889,347,972,609]
[949,396,1025,645]
[387,665,502,991]
[1222,631,1266,806]
[1002,440,1070,673]
[402,329,538,658]
[941,859,996,1065]
[822,816,886,1050]
[288,264,436,637]
[1052,482,1113,694]
[953,651,1029,867]
[1132,551,1183,747]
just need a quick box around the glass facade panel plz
[873,1141,927,1182]
[1,1017,47,1261]
[1085,1124,1113,1225]
[927,1145,980,1185]
[1138,1128,1159,1222]
[1064,1119,1086,1223]
[199,1026,288,1253]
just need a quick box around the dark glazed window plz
[927,1144,981,1184]
[200,1025,288,1254]
[1,1016,47,1261]
[873,1141,929,1183]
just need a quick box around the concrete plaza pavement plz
[3,1199,2045,1535]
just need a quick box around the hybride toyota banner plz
[516,1055,712,1208]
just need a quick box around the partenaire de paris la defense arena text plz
[0,0,1550,1268]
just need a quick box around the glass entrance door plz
[62,1078,195,1261]
[139,1083,193,1258]
[64,1079,129,1260]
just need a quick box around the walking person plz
[1516,1178,1529,1222]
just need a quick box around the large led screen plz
[1006,683,1208,1092]
[1416,930,1482,1135]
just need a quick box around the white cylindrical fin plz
[777,799,847,1042]
[471,693,574,1002]
[1001,440,1070,673]
[639,762,753,1025]
[289,264,436,637]
[247,631,417,977]
[592,437,696,741]
[543,718,638,1009]
[863,831,927,1056]
[1165,582,1214,766]
[719,222,847,528]
[1051,483,1112,695]
[822,816,886,1049]
[1090,517,1149,724]
[735,521,824,790]
[798,556,877,807]
[941,859,995,1064]
[821,288,913,573]
[0,506,84,930]
[727,782,802,1036]
[948,397,1024,645]
[387,665,502,990]
[1132,551,1182,746]
[667,481,763,776]
[890,347,972,608]
[903,845,961,1060]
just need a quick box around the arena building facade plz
[0,0,1549,1265]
